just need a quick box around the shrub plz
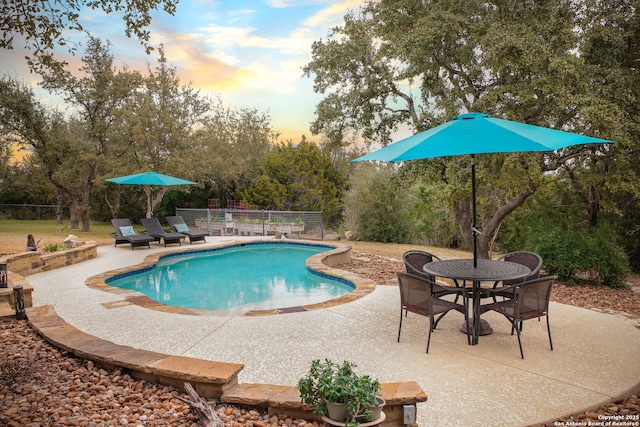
[343,164,416,243]
[525,224,630,288]
[43,242,68,252]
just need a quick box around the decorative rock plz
[1,282,639,427]
[64,235,83,248]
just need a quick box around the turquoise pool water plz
[107,242,354,311]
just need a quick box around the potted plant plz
[298,359,384,427]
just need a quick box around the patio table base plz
[460,318,493,336]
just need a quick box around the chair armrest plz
[484,283,519,296]
[433,282,468,297]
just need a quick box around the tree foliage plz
[0,0,177,71]
[304,0,630,264]
[109,47,211,218]
[0,79,59,216]
[196,102,276,205]
[36,37,142,230]
[577,0,640,269]
[3,27,350,234]
[238,139,345,226]
[342,163,414,243]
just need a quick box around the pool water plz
[107,243,354,312]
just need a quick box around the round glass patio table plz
[423,259,530,345]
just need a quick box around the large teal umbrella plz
[353,112,613,265]
[106,172,196,217]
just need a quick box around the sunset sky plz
[1,0,366,142]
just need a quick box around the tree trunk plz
[79,202,91,232]
[105,186,122,219]
[476,181,537,259]
[453,197,474,253]
[69,203,79,229]
[588,183,599,228]
[452,176,537,259]
[78,183,93,231]
[55,189,64,224]
[145,186,167,218]
[144,186,153,218]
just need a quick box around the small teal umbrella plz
[106,172,195,186]
[353,112,614,265]
[106,172,196,217]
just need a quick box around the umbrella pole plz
[471,155,478,268]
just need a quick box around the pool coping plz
[84,239,378,316]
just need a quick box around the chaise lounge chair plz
[141,217,184,247]
[165,215,208,244]
[110,219,155,250]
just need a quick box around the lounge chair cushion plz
[175,223,189,232]
[120,226,136,236]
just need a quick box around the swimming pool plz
[106,242,355,312]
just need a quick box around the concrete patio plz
[22,236,640,426]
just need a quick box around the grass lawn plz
[0,219,474,260]
[0,220,118,254]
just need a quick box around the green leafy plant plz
[298,359,382,427]
[524,223,630,288]
[43,242,67,252]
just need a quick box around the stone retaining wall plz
[1,242,98,276]
[27,305,427,427]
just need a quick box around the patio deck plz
[21,236,640,426]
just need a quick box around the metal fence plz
[0,204,68,220]
[175,208,324,240]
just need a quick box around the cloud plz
[304,0,363,28]
[198,24,272,52]
[151,0,366,101]
[148,30,254,92]
[0,0,367,141]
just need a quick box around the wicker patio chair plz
[403,250,465,296]
[403,250,466,326]
[166,215,208,244]
[490,251,543,301]
[110,218,155,250]
[482,276,556,359]
[141,217,184,247]
[396,272,469,353]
